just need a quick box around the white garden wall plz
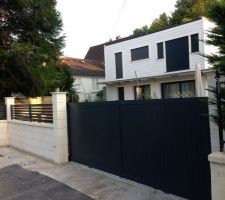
[0,92,68,163]
[8,120,55,161]
[0,121,8,146]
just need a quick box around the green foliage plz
[133,0,215,36]
[0,0,74,97]
[205,0,225,128]
[133,13,171,36]
[206,0,225,73]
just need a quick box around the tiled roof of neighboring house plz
[60,57,105,77]
[84,43,105,64]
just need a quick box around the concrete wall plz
[0,121,8,146]
[105,18,212,83]
[8,120,54,160]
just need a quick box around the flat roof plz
[105,18,203,46]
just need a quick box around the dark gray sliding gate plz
[68,98,211,200]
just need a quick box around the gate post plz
[51,92,68,163]
[208,152,225,200]
[4,97,15,120]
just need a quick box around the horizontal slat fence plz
[0,105,6,120]
[11,104,53,123]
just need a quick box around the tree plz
[206,0,225,128]
[133,13,171,36]
[133,0,215,36]
[0,0,73,97]
[171,0,212,25]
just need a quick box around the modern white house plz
[104,17,216,101]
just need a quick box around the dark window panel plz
[157,42,164,59]
[131,46,149,61]
[115,52,123,79]
[191,34,199,53]
[166,36,189,72]
[118,87,124,101]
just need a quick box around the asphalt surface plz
[0,164,94,200]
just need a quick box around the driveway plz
[0,147,185,200]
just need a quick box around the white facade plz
[73,75,105,102]
[104,18,216,101]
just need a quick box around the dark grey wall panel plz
[115,52,123,79]
[191,34,199,53]
[166,36,189,72]
[118,87,124,101]
[157,42,164,59]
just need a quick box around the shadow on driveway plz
[0,164,94,200]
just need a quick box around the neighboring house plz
[104,17,216,101]
[61,56,105,102]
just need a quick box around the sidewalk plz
[0,147,185,200]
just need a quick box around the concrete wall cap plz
[208,152,225,165]
[8,120,53,128]
[51,92,67,95]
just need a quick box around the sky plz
[56,0,177,59]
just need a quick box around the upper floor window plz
[115,52,123,79]
[166,36,189,72]
[157,42,164,59]
[191,34,199,53]
[131,46,149,61]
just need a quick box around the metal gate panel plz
[68,98,211,200]
[68,102,122,176]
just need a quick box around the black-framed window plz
[134,85,151,100]
[161,81,195,99]
[191,34,199,53]
[118,87,124,101]
[157,42,164,59]
[115,52,123,79]
[131,46,149,61]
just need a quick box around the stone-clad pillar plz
[51,92,68,163]
[5,97,15,120]
[208,152,225,200]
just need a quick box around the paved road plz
[0,147,185,200]
[0,164,93,200]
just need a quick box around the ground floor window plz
[161,81,195,99]
[134,85,151,100]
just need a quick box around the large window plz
[162,81,195,99]
[134,85,151,100]
[131,46,149,61]
[157,42,164,59]
[166,36,189,72]
[191,34,199,53]
[115,52,123,79]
